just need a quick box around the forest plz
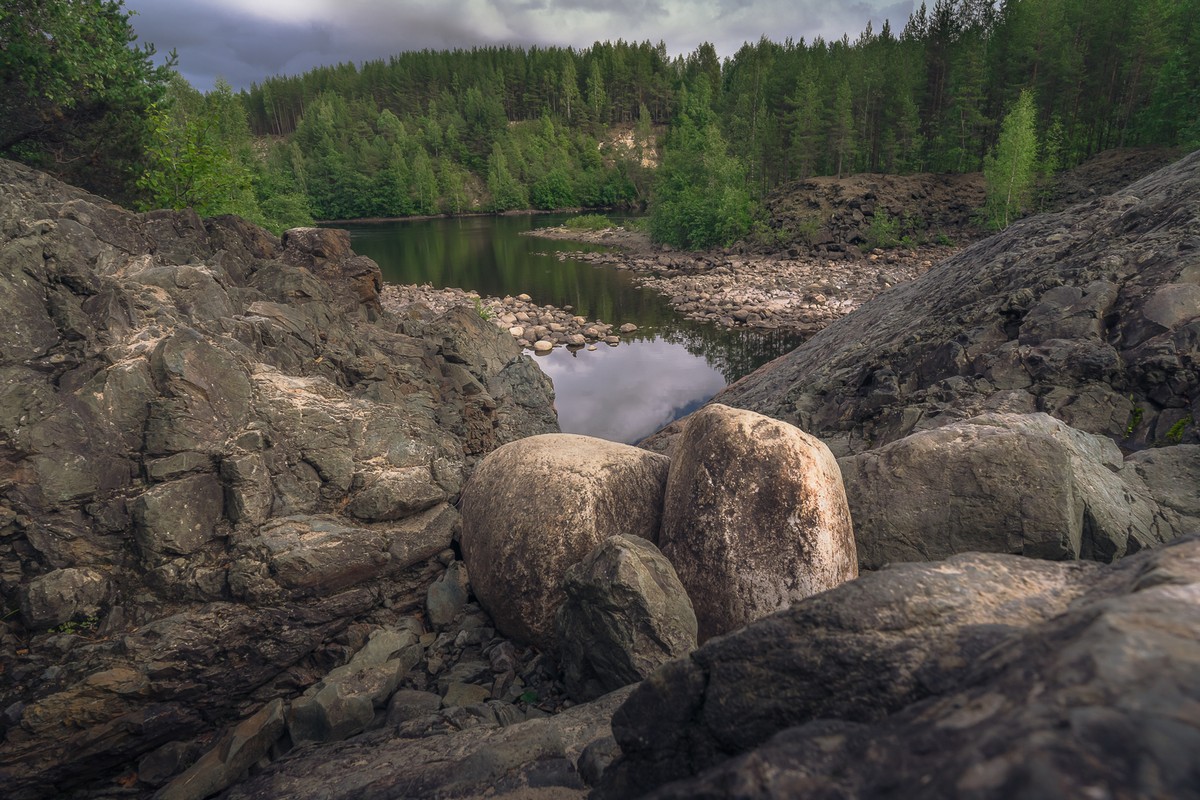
[3,0,1198,245]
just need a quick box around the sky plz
[125,0,914,92]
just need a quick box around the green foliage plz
[864,210,902,249]
[227,4,1196,225]
[984,90,1039,229]
[649,83,754,250]
[1164,415,1194,445]
[139,75,260,219]
[50,615,99,636]
[0,0,173,205]
[564,214,614,231]
[1126,404,1145,438]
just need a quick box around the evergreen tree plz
[1,0,173,204]
[486,144,529,211]
[649,80,753,249]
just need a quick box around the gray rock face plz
[555,535,697,702]
[706,150,1200,456]
[840,412,1177,567]
[604,537,1200,800]
[1128,444,1200,536]
[0,158,556,799]
[660,404,858,642]
[156,699,286,800]
[460,434,671,651]
[223,685,635,800]
[17,568,109,629]
[288,628,422,746]
[600,536,1200,800]
[426,561,470,628]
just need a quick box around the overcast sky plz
[126,0,913,92]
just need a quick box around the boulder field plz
[2,148,1199,800]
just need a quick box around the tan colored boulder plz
[838,412,1174,568]
[460,434,671,651]
[660,404,857,642]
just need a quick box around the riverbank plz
[381,284,640,352]
[380,225,958,352]
[527,226,961,335]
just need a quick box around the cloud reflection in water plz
[535,337,726,444]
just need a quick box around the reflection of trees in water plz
[645,323,805,384]
[345,215,805,384]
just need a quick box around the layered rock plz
[660,404,858,641]
[222,686,635,800]
[0,159,556,799]
[459,434,670,651]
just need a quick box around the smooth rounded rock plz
[460,434,671,651]
[660,404,858,642]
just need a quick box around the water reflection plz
[537,340,726,444]
[341,215,804,443]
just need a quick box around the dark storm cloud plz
[126,0,912,92]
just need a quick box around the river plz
[342,214,803,444]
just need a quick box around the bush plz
[564,213,614,231]
[864,210,901,249]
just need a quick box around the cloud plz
[537,338,726,444]
[126,0,912,91]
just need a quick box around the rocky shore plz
[528,225,957,334]
[384,223,957,355]
[382,284,640,352]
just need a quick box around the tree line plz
[3,0,1197,243]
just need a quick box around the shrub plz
[564,213,614,231]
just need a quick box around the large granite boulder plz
[555,535,697,702]
[688,150,1200,457]
[0,159,556,799]
[840,412,1177,567]
[596,536,1200,799]
[460,434,671,651]
[659,404,857,642]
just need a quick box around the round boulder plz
[460,434,671,651]
[660,404,858,642]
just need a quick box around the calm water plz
[342,214,803,443]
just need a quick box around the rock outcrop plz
[222,685,635,800]
[459,434,670,651]
[660,404,857,641]
[702,150,1200,457]
[0,159,556,799]
[596,535,1200,799]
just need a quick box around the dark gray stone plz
[555,535,696,702]
[426,561,470,628]
[132,474,225,558]
[157,699,286,800]
[626,537,1200,800]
